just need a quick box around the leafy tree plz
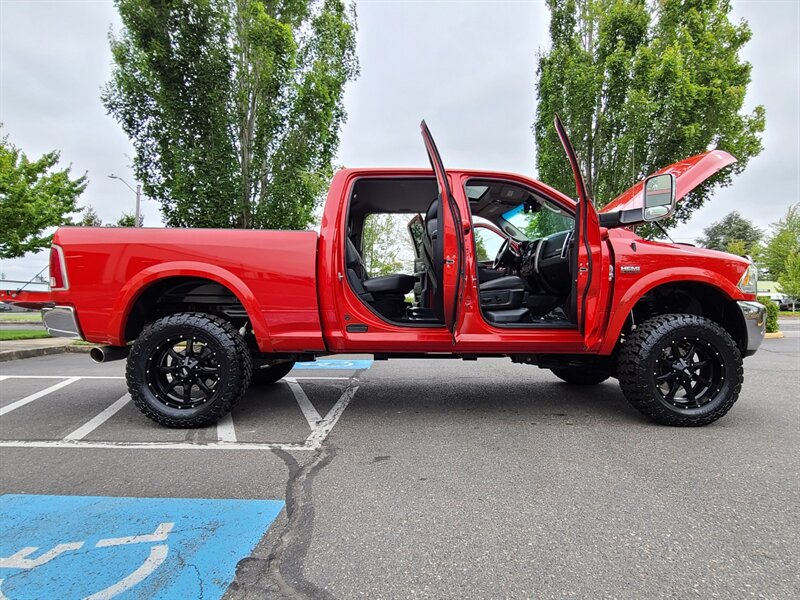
[361,214,409,277]
[762,204,800,280]
[695,211,762,255]
[79,206,103,227]
[534,0,764,230]
[103,0,358,230]
[0,133,86,258]
[110,212,142,227]
[778,252,800,311]
[76,206,142,227]
[475,233,489,261]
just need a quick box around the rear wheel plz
[550,367,610,385]
[251,361,295,385]
[618,314,742,426]
[127,312,252,428]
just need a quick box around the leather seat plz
[346,238,415,297]
[479,276,526,292]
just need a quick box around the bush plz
[757,297,780,333]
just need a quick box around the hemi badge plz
[620,265,641,274]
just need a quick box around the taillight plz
[49,245,69,290]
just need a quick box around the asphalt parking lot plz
[1,327,798,599]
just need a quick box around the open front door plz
[553,115,603,347]
[420,120,464,339]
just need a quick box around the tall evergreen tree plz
[103,0,358,230]
[534,0,764,229]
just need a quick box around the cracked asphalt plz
[2,323,798,599]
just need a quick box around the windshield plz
[501,203,573,240]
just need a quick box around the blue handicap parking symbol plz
[294,359,373,370]
[0,494,284,600]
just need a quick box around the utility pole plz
[109,174,143,227]
[135,183,142,228]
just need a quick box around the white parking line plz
[2,375,125,380]
[63,394,131,441]
[0,440,313,450]
[216,413,237,443]
[0,375,360,450]
[0,378,79,417]
[285,377,322,427]
[306,383,359,448]
[0,376,8,382]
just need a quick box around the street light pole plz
[108,174,143,227]
[135,183,141,228]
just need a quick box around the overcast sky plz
[1,0,798,281]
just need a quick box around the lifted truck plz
[2,117,765,427]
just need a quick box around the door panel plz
[421,120,464,338]
[553,115,603,347]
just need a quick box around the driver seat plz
[478,275,528,322]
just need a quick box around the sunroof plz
[466,185,488,200]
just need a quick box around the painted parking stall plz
[0,359,370,450]
[0,494,283,599]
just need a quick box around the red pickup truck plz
[3,117,765,428]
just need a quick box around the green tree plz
[103,0,358,230]
[695,211,762,255]
[534,0,764,230]
[762,204,800,280]
[109,212,142,227]
[79,206,103,227]
[778,252,800,311]
[361,214,409,277]
[0,133,86,258]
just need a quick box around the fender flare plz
[108,262,273,352]
[598,268,741,355]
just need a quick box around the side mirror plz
[642,173,676,221]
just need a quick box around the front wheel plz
[617,314,743,426]
[127,312,252,428]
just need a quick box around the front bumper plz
[42,306,83,339]
[737,300,766,357]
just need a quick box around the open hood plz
[600,150,736,214]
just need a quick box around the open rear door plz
[420,120,464,340]
[553,115,603,347]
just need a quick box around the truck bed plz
[49,227,325,353]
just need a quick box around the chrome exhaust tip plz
[90,345,129,363]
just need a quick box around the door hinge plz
[338,272,344,281]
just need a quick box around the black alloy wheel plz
[127,312,252,427]
[148,337,222,409]
[618,313,743,426]
[653,336,724,410]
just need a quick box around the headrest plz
[425,198,438,223]
[345,237,361,267]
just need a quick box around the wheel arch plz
[600,273,746,355]
[109,262,273,352]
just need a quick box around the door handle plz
[445,259,455,265]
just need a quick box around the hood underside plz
[600,150,737,214]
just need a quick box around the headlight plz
[737,262,758,294]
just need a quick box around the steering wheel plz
[493,236,519,271]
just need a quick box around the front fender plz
[109,262,273,352]
[598,268,742,355]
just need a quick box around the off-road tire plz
[251,361,296,385]
[550,367,610,385]
[618,314,743,426]
[127,312,252,428]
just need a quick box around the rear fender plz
[110,262,273,352]
[598,268,741,355]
